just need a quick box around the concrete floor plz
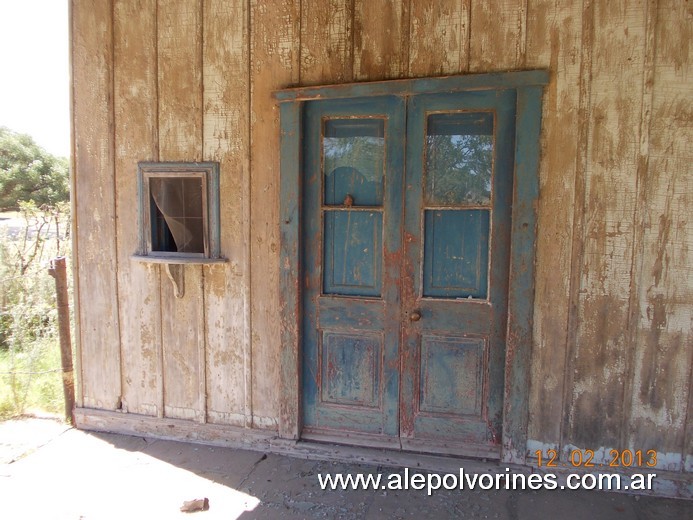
[0,418,691,519]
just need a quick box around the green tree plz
[426,133,493,205]
[0,127,69,211]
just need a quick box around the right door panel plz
[400,90,517,457]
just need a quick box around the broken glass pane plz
[149,177,204,254]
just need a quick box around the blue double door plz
[302,90,515,457]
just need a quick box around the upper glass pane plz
[425,112,494,206]
[323,118,385,206]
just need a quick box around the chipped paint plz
[71,0,691,490]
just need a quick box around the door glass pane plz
[323,210,382,297]
[425,112,493,206]
[324,119,385,206]
[423,209,489,299]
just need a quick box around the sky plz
[0,0,70,158]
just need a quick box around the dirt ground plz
[0,417,691,519]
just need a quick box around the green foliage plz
[425,134,493,205]
[0,203,71,417]
[324,135,384,184]
[0,339,63,418]
[0,127,69,211]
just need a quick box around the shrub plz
[0,202,71,417]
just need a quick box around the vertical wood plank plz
[278,100,302,438]
[300,0,354,85]
[628,0,692,467]
[157,0,206,421]
[563,0,595,456]
[353,0,409,80]
[203,0,251,427]
[469,0,526,72]
[502,85,544,463]
[71,0,121,410]
[523,0,582,451]
[250,0,300,429]
[68,0,82,409]
[113,0,161,417]
[408,0,470,77]
[564,0,648,452]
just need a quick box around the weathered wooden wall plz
[71,0,692,470]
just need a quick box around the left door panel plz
[302,96,405,444]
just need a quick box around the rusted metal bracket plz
[164,263,185,298]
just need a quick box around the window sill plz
[131,255,228,265]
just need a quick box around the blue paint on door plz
[423,209,490,298]
[302,96,404,440]
[302,89,516,453]
[323,210,382,296]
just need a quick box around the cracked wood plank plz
[524,0,582,451]
[565,0,648,450]
[250,0,300,429]
[113,0,161,417]
[408,0,470,77]
[157,0,206,423]
[628,0,692,467]
[469,0,527,72]
[203,0,251,428]
[71,0,121,410]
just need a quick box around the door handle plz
[409,310,422,322]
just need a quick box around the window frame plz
[134,161,223,264]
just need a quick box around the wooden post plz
[48,257,75,424]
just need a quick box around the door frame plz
[275,70,549,464]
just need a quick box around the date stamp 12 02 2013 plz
[535,449,658,469]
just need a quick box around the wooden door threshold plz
[76,408,510,475]
[270,436,514,476]
[301,428,500,461]
[301,428,401,450]
[400,438,500,460]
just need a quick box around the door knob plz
[409,311,422,322]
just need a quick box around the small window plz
[137,162,220,260]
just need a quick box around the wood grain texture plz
[353,0,409,80]
[202,0,250,427]
[250,0,300,428]
[157,0,206,422]
[71,0,121,410]
[278,101,302,438]
[68,0,81,409]
[524,0,582,449]
[628,0,692,465]
[408,0,470,76]
[565,0,648,450]
[113,0,161,417]
[300,0,354,84]
[75,407,276,450]
[500,85,545,463]
[69,0,693,470]
[469,0,526,72]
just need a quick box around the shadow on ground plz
[1,418,691,519]
[90,430,691,520]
